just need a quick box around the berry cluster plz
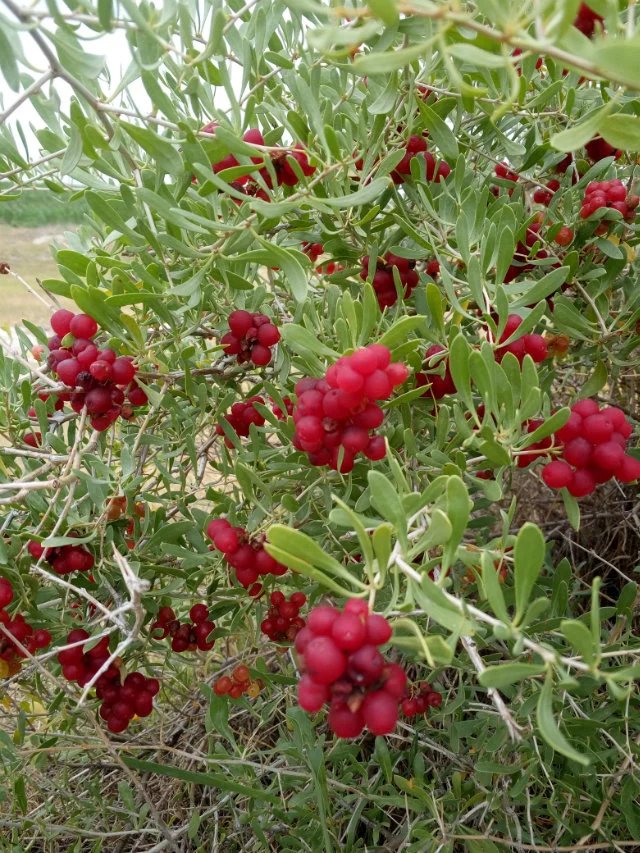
[45,309,146,431]
[291,344,409,473]
[359,252,419,309]
[260,591,306,644]
[533,179,560,206]
[58,629,159,733]
[540,400,640,497]
[574,3,603,37]
[579,180,639,222]
[415,345,456,401]
[391,134,451,185]
[208,125,314,198]
[0,579,51,677]
[221,310,281,366]
[493,315,548,364]
[206,518,287,589]
[295,599,408,738]
[302,242,324,263]
[28,540,94,575]
[214,664,263,699]
[151,604,216,652]
[400,682,442,717]
[215,396,266,447]
[98,671,160,734]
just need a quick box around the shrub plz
[0,0,639,848]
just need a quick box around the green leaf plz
[561,619,596,666]
[580,361,608,399]
[266,525,366,587]
[480,551,509,623]
[415,101,459,160]
[368,0,399,26]
[121,756,278,800]
[353,43,432,75]
[368,471,407,546]
[413,577,475,634]
[598,113,640,151]
[0,24,19,91]
[479,663,546,689]
[514,523,545,624]
[316,177,390,208]
[255,239,309,302]
[121,121,184,176]
[594,38,640,89]
[448,43,506,69]
[536,674,590,765]
[281,324,339,359]
[550,104,613,152]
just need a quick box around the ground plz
[0,223,68,329]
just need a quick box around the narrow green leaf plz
[514,523,545,624]
[479,663,546,689]
[560,619,596,666]
[536,674,590,765]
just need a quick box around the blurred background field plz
[0,189,86,328]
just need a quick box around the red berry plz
[214,676,232,695]
[572,399,600,418]
[111,357,136,385]
[364,436,386,461]
[56,358,82,387]
[567,468,596,498]
[189,603,209,624]
[556,412,583,443]
[89,360,113,382]
[290,592,307,608]
[257,324,280,346]
[362,690,398,735]
[542,460,574,489]
[69,314,98,339]
[617,455,640,483]
[382,663,407,698]
[250,345,272,366]
[303,636,347,684]
[331,612,367,651]
[365,614,392,645]
[229,310,254,337]
[563,437,592,468]
[347,645,385,686]
[592,441,625,472]
[328,703,364,738]
[50,309,75,337]
[555,226,574,247]
[582,414,614,445]
[298,675,329,711]
[0,578,13,608]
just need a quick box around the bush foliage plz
[1,0,640,850]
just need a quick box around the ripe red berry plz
[304,636,347,684]
[257,324,280,346]
[50,309,75,337]
[56,358,82,387]
[582,414,614,444]
[563,437,592,468]
[617,455,640,483]
[542,460,574,489]
[554,226,574,247]
[229,310,254,337]
[331,612,367,651]
[592,441,625,472]
[111,357,136,385]
[0,578,13,608]
[89,360,113,382]
[250,344,272,366]
[189,603,209,624]
[298,675,329,712]
[365,614,392,645]
[328,703,364,738]
[69,314,98,339]
[214,676,232,695]
[362,690,399,735]
[567,468,596,497]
